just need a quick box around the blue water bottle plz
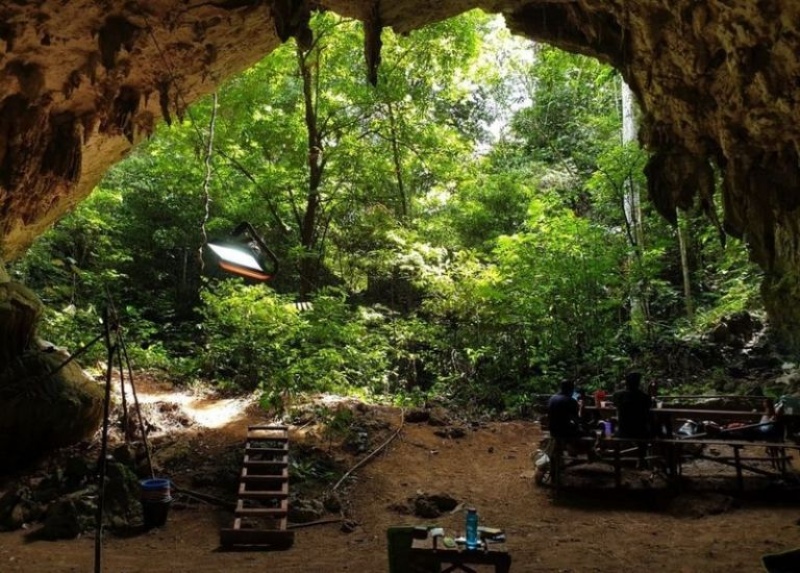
[465,507,479,550]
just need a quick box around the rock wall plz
[2,0,800,347]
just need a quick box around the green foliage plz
[10,17,767,413]
[199,283,392,404]
[510,46,620,180]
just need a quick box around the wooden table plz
[387,526,511,573]
[585,405,764,421]
[586,405,800,440]
[547,433,800,491]
[407,542,511,573]
[658,437,800,490]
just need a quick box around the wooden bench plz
[657,438,800,490]
[548,435,660,488]
[547,434,800,491]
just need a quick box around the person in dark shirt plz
[547,380,582,438]
[613,372,652,467]
[613,371,653,439]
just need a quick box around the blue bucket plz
[141,478,170,490]
[140,478,172,528]
[140,478,172,502]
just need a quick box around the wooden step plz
[244,456,289,468]
[245,445,289,454]
[220,518,294,549]
[235,498,288,517]
[238,481,289,499]
[247,436,289,447]
[241,468,289,481]
[242,456,288,466]
[246,441,289,451]
[247,429,289,439]
[244,445,289,456]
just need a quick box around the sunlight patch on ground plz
[115,385,255,429]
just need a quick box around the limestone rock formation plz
[1,1,800,347]
[0,279,42,365]
[0,348,104,465]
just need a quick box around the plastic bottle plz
[465,507,479,550]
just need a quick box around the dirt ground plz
[2,381,800,573]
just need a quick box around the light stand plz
[42,300,154,573]
[93,306,116,573]
[89,301,155,573]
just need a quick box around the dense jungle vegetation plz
[10,11,763,413]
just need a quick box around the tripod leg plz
[118,331,155,478]
[116,344,129,442]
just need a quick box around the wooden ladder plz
[219,425,295,549]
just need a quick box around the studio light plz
[207,222,279,281]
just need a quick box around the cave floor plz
[1,381,799,572]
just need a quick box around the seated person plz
[547,380,582,439]
[613,371,653,439]
[547,381,596,459]
[759,398,784,441]
[714,398,784,441]
[613,372,652,467]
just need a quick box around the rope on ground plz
[287,518,345,529]
[172,485,235,509]
[332,408,405,492]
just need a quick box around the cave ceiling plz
[1,0,799,275]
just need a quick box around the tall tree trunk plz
[297,44,325,299]
[677,208,694,319]
[386,101,407,220]
[621,80,649,338]
[199,91,217,274]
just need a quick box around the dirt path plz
[1,391,800,572]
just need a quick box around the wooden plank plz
[658,438,800,447]
[238,482,290,499]
[242,455,288,465]
[235,504,288,518]
[245,443,288,452]
[244,452,288,462]
[247,432,289,439]
[242,465,288,475]
[244,457,289,468]
[247,432,289,438]
[240,473,289,484]
[219,527,294,548]
[245,446,289,454]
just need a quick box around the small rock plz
[434,427,466,439]
[405,409,430,423]
[289,498,325,524]
[323,492,342,513]
[427,408,451,427]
